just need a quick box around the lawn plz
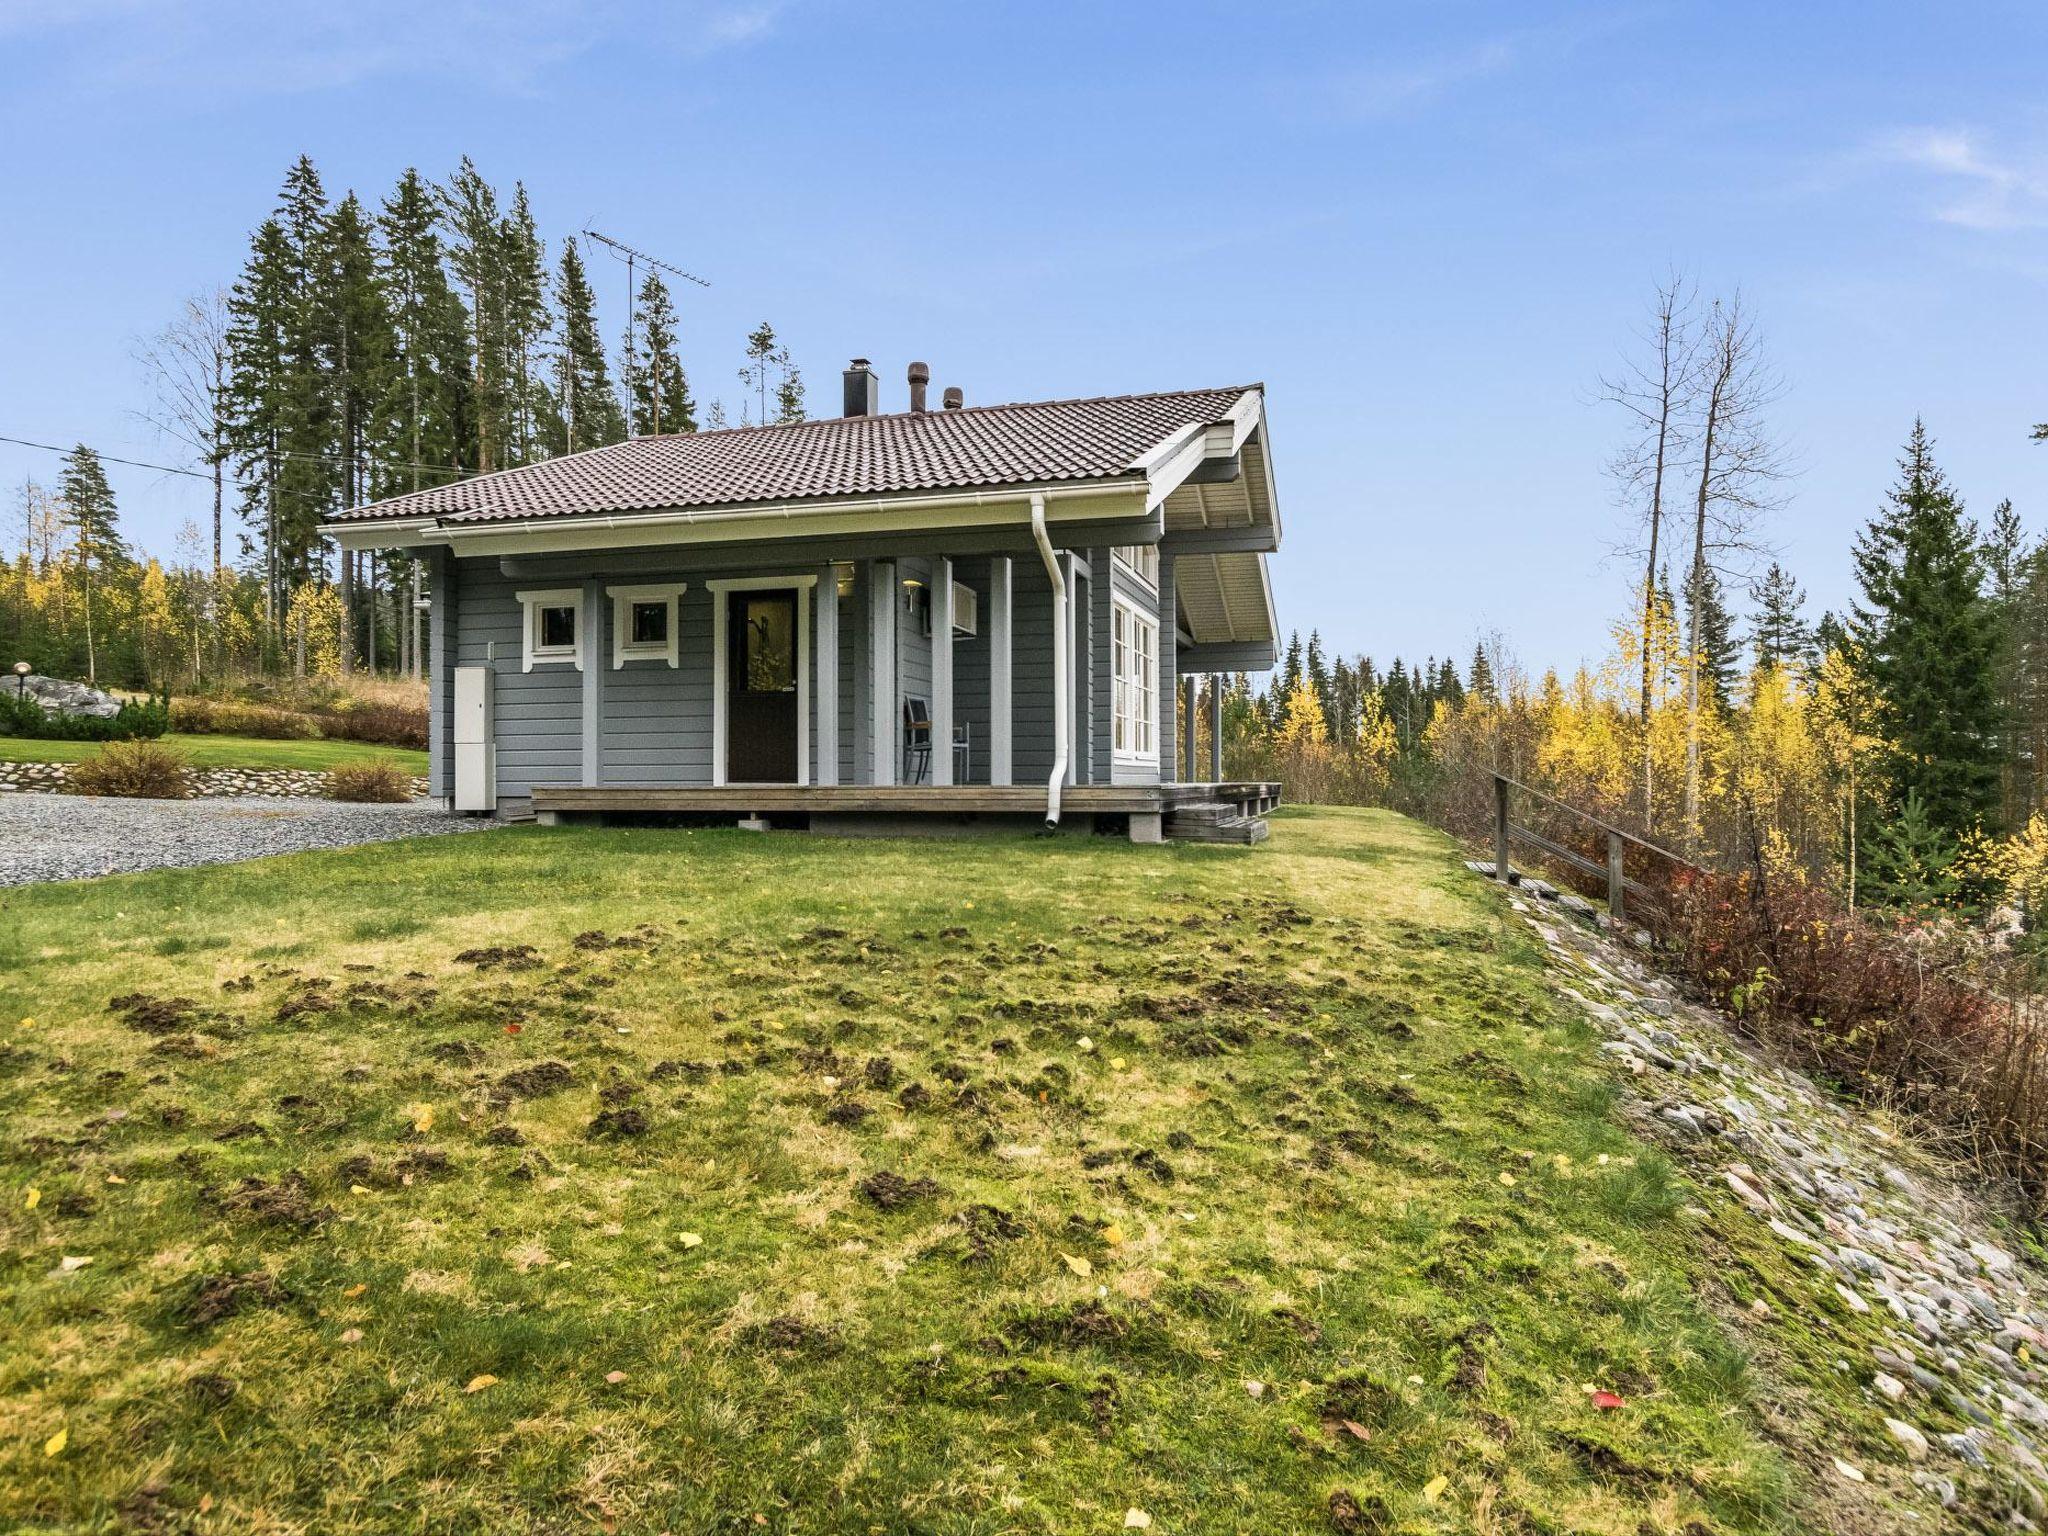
[0,733,427,774]
[0,807,1894,1533]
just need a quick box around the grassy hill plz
[0,807,1876,1533]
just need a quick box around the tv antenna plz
[583,229,710,437]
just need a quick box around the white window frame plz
[608,582,687,668]
[1113,544,1160,592]
[1111,596,1158,765]
[516,588,584,672]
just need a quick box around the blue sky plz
[3,0,2046,677]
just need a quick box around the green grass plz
[0,808,1914,1532]
[0,732,426,774]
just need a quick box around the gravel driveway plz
[0,794,488,887]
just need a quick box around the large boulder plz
[11,674,123,719]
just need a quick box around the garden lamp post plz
[12,661,28,701]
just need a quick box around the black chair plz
[903,698,971,784]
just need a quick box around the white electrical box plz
[452,665,496,812]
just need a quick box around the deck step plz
[1165,801,1270,845]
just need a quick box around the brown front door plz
[727,590,799,783]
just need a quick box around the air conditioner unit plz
[951,580,979,637]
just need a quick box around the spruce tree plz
[225,216,293,624]
[58,446,123,686]
[319,190,393,671]
[502,182,554,466]
[439,157,510,473]
[550,236,625,453]
[1468,643,1495,704]
[375,167,471,495]
[772,345,806,423]
[740,321,776,426]
[628,273,694,435]
[1686,566,1741,707]
[1748,562,1814,673]
[1851,420,2004,839]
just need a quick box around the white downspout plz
[1031,492,1068,829]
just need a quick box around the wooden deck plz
[530,780,1281,825]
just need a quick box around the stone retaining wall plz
[0,760,431,800]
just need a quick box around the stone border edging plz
[0,760,430,800]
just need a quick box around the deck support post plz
[931,557,954,786]
[1129,810,1164,844]
[989,557,1012,785]
[868,559,896,785]
[814,566,839,786]
[1494,774,1513,884]
[1207,675,1222,782]
[1182,674,1198,781]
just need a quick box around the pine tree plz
[321,191,395,671]
[772,345,806,423]
[628,273,694,434]
[1851,420,2004,840]
[549,236,625,453]
[501,183,554,466]
[1984,499,2028,822]
[740,321,777,426]
[1749,561,1814,673]
[225,216,292,624]
[58,446,123,686]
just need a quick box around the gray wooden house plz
[326,361,1282,841]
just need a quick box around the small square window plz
[539,606,577,649]
[630,601,667,645]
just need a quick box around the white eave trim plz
[1129,388,1264,512]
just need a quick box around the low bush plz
[311,700,428,750]
[67,739,192,799]
[169,698,321,740]
[325,759,415,803]
[0,689,169,742]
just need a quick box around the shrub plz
[170,698,321,740]
[312,700,428,750]
[67,740,192,799]
[326,759,415,804]
[0,689,169,742]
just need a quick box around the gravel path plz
[0,794,487,887]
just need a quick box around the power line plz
[0,432,473,485]
[0,433,209,481]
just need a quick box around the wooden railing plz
[1490,772,1705,925]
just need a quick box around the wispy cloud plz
[1874,126,2048,231]
[1319,34,1521,121]
[1,0,783,98]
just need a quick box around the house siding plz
[439,542,1106,812]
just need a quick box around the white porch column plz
[930,557,954,786]
[814,566,839,786]
[988,556,1013,785]
[869,559,897,785]
[581,579,602,787]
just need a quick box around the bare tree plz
[1681,293,1792,841]
[1599,273,1697,830]
[133,289,232,577]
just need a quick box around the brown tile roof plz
[330,384,1257,525]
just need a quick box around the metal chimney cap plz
[907,361,930,382]
[847,357,871,370]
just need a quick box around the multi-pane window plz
[1113,544,1159,589]
[1112,598,1158,763]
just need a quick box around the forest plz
[0,154,803,690]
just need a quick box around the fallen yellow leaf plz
[1422,1474,1449,1504]
[1060,1252,1093,1278]
[1076,1036,1095,1053]
[464,1374,498,1394]
[409,1104,435,1133]
[105,1174,125,1185]
[43,1426,67,1458]
[1101,1223,1126,1247]
[18,1017,34,1029]
[1123,1511,1152,1530]
[1497,1171,1517,1187]
[24,1187,40,1210]
[342,1283,368,1299]
[680,1232,704,1249]
[604,1370,629,1384]
[1110,1056,1128,1071]
[350,1184,373,1196]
